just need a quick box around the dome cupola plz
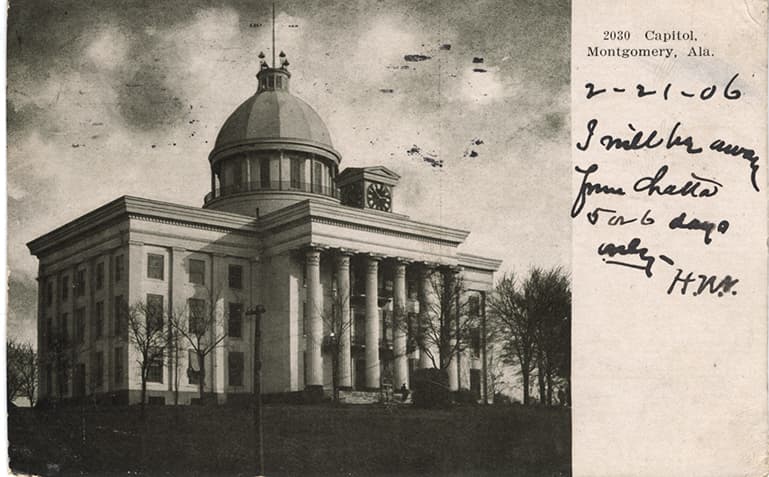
[204,51,342,217]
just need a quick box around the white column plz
[392,260,409,389]
[305,248,323,388]
[335,253,352,389]
[365,256,381,389]
[418,265,434,368]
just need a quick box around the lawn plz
[8,403,570,476]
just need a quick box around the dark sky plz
[7,0,570,343]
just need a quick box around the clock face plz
[366,183,392,211]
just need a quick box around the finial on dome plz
[279,51,289,69]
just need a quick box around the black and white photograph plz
[5,1,571,475]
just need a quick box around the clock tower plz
[337,166,400,213]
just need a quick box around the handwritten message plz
[572,71,759,297]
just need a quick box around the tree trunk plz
[173,345,179,406]
[521,360,531,406]
[140,370,147,419]
[537,352,546,405]
[197,353,205,403]
[546,367,553,406]
[332,348,339,403]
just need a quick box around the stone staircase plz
[338,389,406,405]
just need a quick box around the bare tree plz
[489,268,570,406]
[126,299,167,418]
[484,343,508,403]
[320,292,353,402]
[529,267,570,406]
[168,285,228,403]
[414,269,475,371]
[488,272,535,405]
[7,339,37,407]
[44,325,72,402]
[167,306,186,406]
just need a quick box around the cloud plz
[84,26,130,70]
[454,65,518,105]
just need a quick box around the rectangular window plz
[115,255,124,282]
[228,264,243,289]
[290,157,301,189]
[468,295,480,318]
[75,307,86,344]
[470,369,481,399]
[260,159,270,188]
[228,351,244,386]
[313,161,323,193]
[147,254,165,280]
[75,269,86,297]
[95,262,104,290]
[62,275,69,301]
[114,348,123,385]
[188,349,201,385]
[147,348,164,383]
[146,294,164,333]
[114,296,124,336]
[59,359,69,396]
[470,327,481,357]
[46,280,53,306]
[46,317,54,347]
[188,298,206,335]
[189,259,205,285]
[94,301,104,339]
[232,159,243,189]
[94,351,104,387]
[228,302,243,338]
[61,313,69,346]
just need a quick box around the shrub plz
[454,389,479,404]
[411,368,449,408]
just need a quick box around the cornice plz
[457,252,503,272]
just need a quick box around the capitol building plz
[27,52,500,405]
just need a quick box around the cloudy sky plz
[7,0,570,344]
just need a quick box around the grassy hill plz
[8,403,570,476]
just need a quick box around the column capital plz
[365,253,385,262]
[366,256,380,273]
[334,247,356,257]
[335,253,351,268]
[393,261,407,278]
[305,248,321,266]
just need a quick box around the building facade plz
[27,54,500,405]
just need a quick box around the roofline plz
[258,199,471,245]
[27,196,258,257]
